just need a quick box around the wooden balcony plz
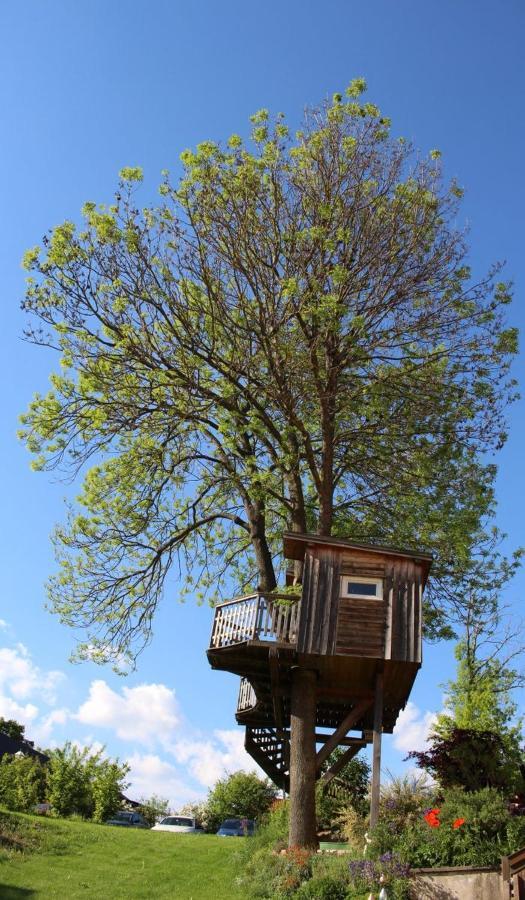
[209,592,301,650]
[237,677,257,713]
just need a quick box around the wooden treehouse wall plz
[296,548,423,664]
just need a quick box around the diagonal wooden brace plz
[320,742,367,786]
[315,697,373,773]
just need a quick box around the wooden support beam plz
[315,697,373,772]
[269,647,284,731]
[315,734,367,747]
[370,672,384,829]
[320,743,367,787]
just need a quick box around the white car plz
[151,815,202,833]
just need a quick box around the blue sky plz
[1,0,524,808]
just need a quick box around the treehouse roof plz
[283,532,433,584]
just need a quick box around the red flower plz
[453,818,466,829]
[424,808,441,828]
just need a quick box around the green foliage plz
[387,787,525,868]
[378,772,435,832]
[242,844,315,899]
[46,742,128,820]
[20,82,518,662]
[91,759,129,823]
[317,754,371,836]
[179,799,209,829]
[0,755,46,812]
[407,726,524,793]
[294,872,348,899]
[204,770,277,832]
[0,717,26,740]
[430,530,524,788]
[137,794,170,826]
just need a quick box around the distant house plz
[0,731,49,764]
[119,792,141,809]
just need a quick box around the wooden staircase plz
[245,726,290,791]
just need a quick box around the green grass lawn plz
[0,811,247,899]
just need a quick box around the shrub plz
[92,760,129,823]
[204,770,277,833]
[375,786,525,868]
[407,727,523,793]
[348,855,411,899]
[46,742,128,820]
[294,873,348,899]
[0,755,46,812]
[137,794,170,827]
[337,804,368,853]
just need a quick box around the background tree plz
[0,718,26,741]
[137,794,170,827]
[91,758,130,823]
[204,771,277,832]
[0,755,46,813]
[413,529,525,794]
[316,753,370,835]
[46,742,129,820]
[407,727,523,793]
[20,79,517,665]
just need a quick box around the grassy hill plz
[0,810,247,899]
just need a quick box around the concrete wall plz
[409,866,505,900]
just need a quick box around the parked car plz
[151,815,203,834]
[105,811,149,828]
[216,818,255,836]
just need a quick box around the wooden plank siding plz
[336,598,386,657]
[297,551,341,655]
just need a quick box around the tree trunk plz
[288,470,307,583]
[288,667,318,848]
[246,500,277,592]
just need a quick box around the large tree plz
[20,79,517,665]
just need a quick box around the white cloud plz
[392,701,437,754]
[126,753,202,809]
[0,694,39,728]
[172,728,261,787]
[0,619,8,631]
[0,644,64,703]
[31,708,70,744]
[0,641,267,804]
[74,680,180,747]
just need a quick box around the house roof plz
[0,731,49,764]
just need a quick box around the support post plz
[369,671,384,830]
[288,667,318,848]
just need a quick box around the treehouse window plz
[341,576,383,601]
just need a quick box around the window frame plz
[340,575,383,601]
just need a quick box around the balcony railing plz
[237,677,257,713]
[209,592,301,650]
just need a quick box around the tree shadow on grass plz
[0,888,36,899]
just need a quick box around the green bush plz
[0,755,46,812]
[347,855,410,899]
[204,770,277,833]
[47,742,128,820]
[373,786,525,868]
[294,873,348,899]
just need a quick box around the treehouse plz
[207,532,432,841]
